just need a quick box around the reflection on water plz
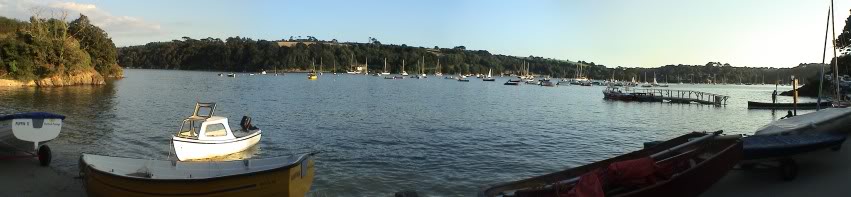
[0,69,828,196]
[0,83,119,172]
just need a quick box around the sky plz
[1,0,849,68]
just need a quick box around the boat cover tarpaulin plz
[0,112,66,121]
[755,108,851,135]
[743,133,846,160]
[563,157,673,197]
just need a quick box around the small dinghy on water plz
[480,131,742,197]
[172,103,261,161]
[754,108,851,135]
[79,152,316,196]
[0,112,65,166]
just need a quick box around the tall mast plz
[437,58,440,73]
[384,58,387,73]
[831,0,840,101]
[817,6,832,110]
[365,57,368,75]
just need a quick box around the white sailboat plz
[435,58,443,76]
[346,54,360,74]
[381,58,391,75]
[420,56,427,78]
[401,59,409,76]
[483,69,495,81]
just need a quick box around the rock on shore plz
[0,70,106,87]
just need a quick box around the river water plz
[0,69,819,196]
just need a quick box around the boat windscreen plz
[177,120,202,137]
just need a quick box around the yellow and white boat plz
[308,72,318,80]
[79,152,316,196]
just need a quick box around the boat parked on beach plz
[747,101,833,110]
[480,131,741,197]
[79,152,316,196]
[172,103,262,161]
[0,112,65,166]
[754,108,851,136]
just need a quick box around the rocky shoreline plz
[0,70,108,87]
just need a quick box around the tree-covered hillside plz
[0,14,122,81]
[118,36,824,84]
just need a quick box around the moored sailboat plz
[483,69,495,81]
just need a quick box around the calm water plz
[0,69,818,196]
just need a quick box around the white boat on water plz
[401,59,409,76]
[381,58,391,75]
[755,108,851,135]
[172,103,261,161]
[0,112,65,166]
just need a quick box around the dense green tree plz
[0,15,119,81]
[69,14,122,77]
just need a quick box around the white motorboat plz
[172,103,261,161]
[0,112,65,166]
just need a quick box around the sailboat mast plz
[384,58,387,73]
[830,0,841,101]
[817,6,832,109]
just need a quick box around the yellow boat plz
[308,72,318,80]
[79,153,315,196]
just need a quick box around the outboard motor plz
[240,116,252,131]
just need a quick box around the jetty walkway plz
[616,88,729,106]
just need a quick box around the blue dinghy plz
[743,133,846,160]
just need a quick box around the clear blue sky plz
[2,0,849,68]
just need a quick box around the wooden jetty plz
[606,87,729,106]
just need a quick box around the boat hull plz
[755,108,851,135]
[80,153,315,197]
[481,132,742,197]
[172,131,261,161]
[0,113,64,151]
[747,101,832,110]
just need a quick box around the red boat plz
[480,131,742,197]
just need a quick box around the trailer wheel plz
[38,145,51,166]
[740,163,756,170]
[779,159,797,181]
[831,144,842,151]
